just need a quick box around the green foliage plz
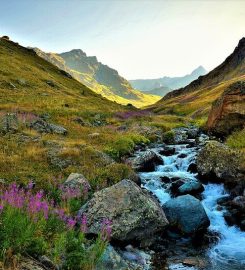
[91,163,137,188]
[226,129,245,149]
[104,137,135,160]
[162,130,175,144]
[0,206,46,258]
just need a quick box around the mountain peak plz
[191,66,207,76]
[62,49,87,57]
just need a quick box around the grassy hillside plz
[34,48,161,108]
[0,37,183,190]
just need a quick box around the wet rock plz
[186,128,200,139]
[169,179,185,196]
[160,176,171,183]
[96,245,146,270]
[0,113,19,133]
[178,180,204,196]
[196,141,245,185]
[163,195,210,235]
[80,179,168,245]
[159,147,175,156]
[64,173,91,191]
[182,257,207,268]
[127,150,163,172]
[178,153,187,159]
[187,163,198,173]
[30,119,67,135]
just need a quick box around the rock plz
[38,255,57,269]
[88,132,100,138]
[186,128,200,139]
[173,128,189,143]
[169,179,185,196]
[96,245,145,270]
[196,141,245,185]
[30,119,67,135]
[182,257,206,268]
[19,258,47,270]
[178,180,204,196]
[163,195,210,235]
[64,173,91,191]
[46,80,56,87]
[74,117,91,126]
[80,179,168,245]
[8,82,16,89]
[160,176,171,183]
[178,153,187,159]
[207,81,245,137]
[187,163,198,173]
[0,113,19,133]
[17,78,27,86]
[159,147,175,156]
[127,150,163,172]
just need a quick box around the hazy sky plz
[1,0,245,79]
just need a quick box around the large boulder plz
[196,141,245,185]
[207,81,245,137]
[163,195,210,235]
[127,150,163,172]
[30,119,67,135]
[80,179,168,245]
[178,180,204,196]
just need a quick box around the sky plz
[0,0,245,79]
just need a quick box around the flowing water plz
[138,135,245,270]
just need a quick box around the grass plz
[226,129,245,150]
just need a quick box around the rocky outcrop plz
[0,113,19,133]
[196,141,245,185]
[207,81,245,136]
[163,195,210,235]
[30,119,67,135]
[127,150,163,172]
[79,179,168,245]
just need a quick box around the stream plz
[138,132,245,270]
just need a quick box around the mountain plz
[33,48,161,108]
[152,37,245,120]
[143,86,172,97]
[130,66,207,94]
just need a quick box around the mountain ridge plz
[130,66,207,94]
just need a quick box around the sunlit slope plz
[34,48,161,108]
[0,37,123,116]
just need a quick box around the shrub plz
[104,137,134,160]
[0,182,110,268]
[162,130,175,144]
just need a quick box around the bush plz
[104,137,135,160]
[0,182,110,268]
[162,130,175,144]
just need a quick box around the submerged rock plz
[163,195,210,235]
[80,179,168,245]
[127,150,163,172]
[178,180,204,196]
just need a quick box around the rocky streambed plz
[80,127,245,270]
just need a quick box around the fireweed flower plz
[80,214,88,233]
[101,218,112,241]
[67,217,76,230]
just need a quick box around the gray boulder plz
[30,119,67,135]
[0,113,18,133]
[64,173,91,191]
[163,195,210,235]
[80,179,168,245]
[127,150,163,172]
